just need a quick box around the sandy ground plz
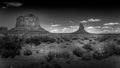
[1,56,120,68]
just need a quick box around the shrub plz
[61,36,70,42]
[55,52,71,59]
[92,44,115,60]
[0,35,23,58]
[81,53,93,60]
[25,36,56,45]
[116,40,120,45]
[25,37,41,45]
[82,44,93,51]
[45,51,55,62]
[72,48,84,57]
[45,51,71,62]
[113,45,120,55]
[92,50,108,60]
[24,49,32,56]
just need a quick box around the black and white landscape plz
[0,1,120,68]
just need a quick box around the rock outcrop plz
[73,23,89,34]
[8,14,49,36]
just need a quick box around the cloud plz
[80,18,101,23]
[86,26,114,33]
[86,26,101,30]
[49,25,79,33]
[60,25,79,33]
[88,18,101,22]
[61,26,78,33]
[104,22,119,25]
[102,26,113,29]
[69,26,79,29]
[80,20,88,23]
[51,24,60,27]
[114,27,120,32]
[4,2,23,7]
[49,29,59,33]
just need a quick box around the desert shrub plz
[72,37,78,40]
[96,35,117,42]
[61,36,70,42]
[114,47,120,55]
[81,52,93,60]
[82,44,93,51]
[116,40,120,45]
[25,37,41,45]
[45,51,55,62]
[72,48,84,57]
[92,50,105,60]
[96,35,111,42]
[55,52,71,59]
[24,49,32,56]
[25,36,56,45]
[113,44,120,55]
[45,51,71,62]
[0,35,24,58]
[55,37,64,44]
[92,44,115,60]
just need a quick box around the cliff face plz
[73,23,89,34]
[9,14,49,35]
[16,14,40,28]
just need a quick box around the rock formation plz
[73,23,89,34]
[16,14,41,28]
[8,14,49,36]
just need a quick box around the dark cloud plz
[3,2,23,7]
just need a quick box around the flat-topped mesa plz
[8,14,50,36]
[73,23,89,34]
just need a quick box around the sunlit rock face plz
[9,14,49,36]
[16,14,41,28]
[73,23,89,34]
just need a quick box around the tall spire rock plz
[8,14,49,36]
[73,23,89,34]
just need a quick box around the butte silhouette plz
[72,23,89,34]
[8,14,50,36]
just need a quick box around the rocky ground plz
[0,34,120,68]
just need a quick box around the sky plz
[0,1,120,33]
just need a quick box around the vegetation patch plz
[0,35,24,58]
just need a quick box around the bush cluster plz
[72,43,120,60]
[45,51,71,62]
[25,36,56,45]
[72,48,84,57]
[0,35,24,58]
